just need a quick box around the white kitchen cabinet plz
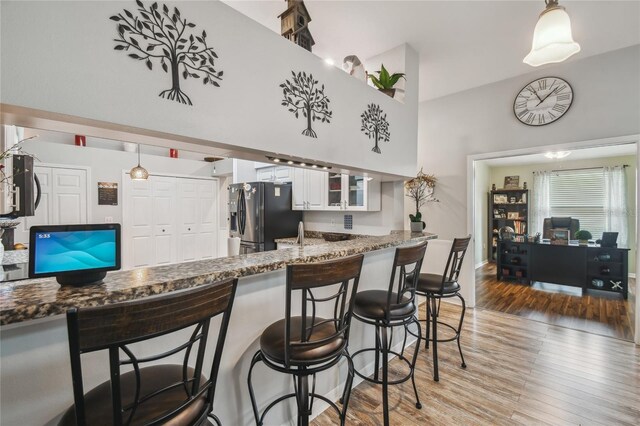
[324,173,381,211]
[256,166,292,182]
[291,168,326,210]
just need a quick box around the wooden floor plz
[475,263,636,341]
[313,303,640,425]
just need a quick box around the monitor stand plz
[56,271,107,286]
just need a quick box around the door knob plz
[162,229,166,232]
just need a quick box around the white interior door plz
[151,176,177,265]
[124,174,217,269]
[196,179,217,260]
[16,166,88,244]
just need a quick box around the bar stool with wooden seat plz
[351,241,428,426]
[59,278,238,426]
[247,255,364,426]
[415,236,471,382]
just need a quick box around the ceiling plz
[223,0,640,102]
[480,143,637,167]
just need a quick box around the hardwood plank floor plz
[475,263,635,341]
[312,303,640,425]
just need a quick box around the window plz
[549,169,605,239]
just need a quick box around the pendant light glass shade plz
[524,1,581,67]
[129,144,149,180]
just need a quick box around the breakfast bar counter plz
[1,231,436,425]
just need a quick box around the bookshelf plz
[488,189,529,263]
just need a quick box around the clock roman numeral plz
[515,101,527,109]
[517,109,528,118]
[552,104,567,113]
[556,84,567,93]
[557,93,571,101]
[549,111,557,119]
[539,114,545,125]
[538,80,547,90]
[525,113,534,124]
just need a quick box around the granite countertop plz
[275,231,368,246]
[0,231,437,326]
[275,237,327,246]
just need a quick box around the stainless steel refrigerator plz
[229,182,302,253]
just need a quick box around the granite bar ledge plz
[0,231,436,326]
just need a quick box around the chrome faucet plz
[296,221,304,247]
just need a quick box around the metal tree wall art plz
[280,71,332,138]
[360,103,390,153]
[110,0,223,106]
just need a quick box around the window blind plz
[549,169,605,239]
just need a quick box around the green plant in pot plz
[575,230,592,245]
[368,64,405,98]
[405,169,438,233]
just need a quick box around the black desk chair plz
[415,236,471,382]
[59,278,238,426]
[247,255,364,426]
[351,242,428,426]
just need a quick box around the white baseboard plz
[475,259,488,269]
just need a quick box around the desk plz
[497,241,629,299]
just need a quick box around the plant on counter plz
[575,230,592,244]
[368,64,405,98]
[405,168,438,232]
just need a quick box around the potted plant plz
[575,230,592,246]
[405,168,438,233]
[368,64,405,98]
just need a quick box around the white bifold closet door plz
[123,175,218,269]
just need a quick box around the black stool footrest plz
[351,347,416,386]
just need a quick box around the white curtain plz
[531,171,551,236]
[603,166,628,246]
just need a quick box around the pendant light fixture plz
[129,144,149,180]
[523,0,581,67]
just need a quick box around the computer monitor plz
[29,224,121,286]
[600,232,619,248]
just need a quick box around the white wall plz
[474,161,490,266]
[20,132,224,232]
[415,45,640,309]
[1,1,419,179]
[304,182,404,235]
[486,154,637,273]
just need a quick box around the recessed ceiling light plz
[324,58,334,66]
[273,158,280,162]
[287,160,294,165]
[323,166,328,170]
[300,163,306,166]
[311,164,318,168]
[544,151,571,159]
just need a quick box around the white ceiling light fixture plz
[544,150,571,159]
[524,0,581,67]
[324,58,335,66]
[129,144,149,180]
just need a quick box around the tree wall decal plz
[110,0,222,106]
[280,71,332,138]
[360,103,390,153]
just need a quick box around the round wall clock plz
[513,77,573,126]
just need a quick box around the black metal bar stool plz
[247,255,364,426]
[59,278,238,426]
[351,242,428,426]
[414,236,471,382]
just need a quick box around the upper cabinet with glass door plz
[323,173,381,211]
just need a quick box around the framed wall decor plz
[493,194,508,204]
[507,212,519,220]
[504,176,520,189]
